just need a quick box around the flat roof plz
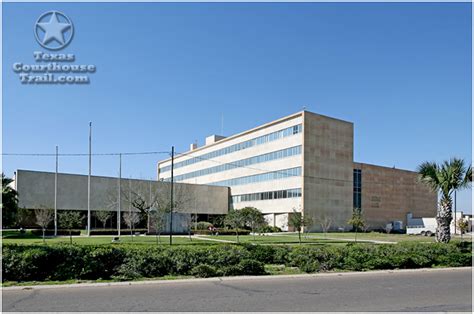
[158,110,352,165]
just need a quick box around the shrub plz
[90,229,147,236]
[238,259,266,275]
[257,225,283,233]
[195,222,213,230]
[191,264,218,278]
[288,246,343,272]
[192,228,251,236]
[2,242,471,283]
[30,229,81,236]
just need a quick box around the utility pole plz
[117,153,122,237]
[87,122,92,237]
[54,145,58,236]
[169,146,174,245]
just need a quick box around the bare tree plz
[149,208,167,244]
[318,214,332,238]
[180,213,194,241]
[35,208,53,243]
[123,211,141,241]
[94,210,112,229]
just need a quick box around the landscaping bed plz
[2,241,471,284]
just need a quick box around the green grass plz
[303,232,436,243]
[1,231,210,246]
[198,234,350,245]
[3,230,469,246]
[264,264,305,275]
[2,275,194,287]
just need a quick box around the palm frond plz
[417,161,440,192]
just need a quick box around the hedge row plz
[31,229,81,236]
[2,242,471,282]
[191,229,251,236]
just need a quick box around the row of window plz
[353,169,362,209]
[210,167,302,187]
[232,188,302,203]
[159,124,302,173]
[162,146,302,182]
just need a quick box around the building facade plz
[158,111,437,231]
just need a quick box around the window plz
[159,124,303,174]
[231,188,302,204]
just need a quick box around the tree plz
[123,211,141,241]
[418,158,472,243]
[240,207,265,240]
[16,207,34,229]
[94,210,112,228]
[181,214,194,241]
[457,218,470,240]
[347,207,365,242]
[2,173,18,228]
[318,214,332,238]
[289,207,313,244]
[59,211,83,244]
[149,207,167,244]
[34,208,53,243]
[224,209,246,243]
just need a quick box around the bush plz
[2,242,471,283]
[243,244,289,264]
[257,225,283,233]
[238,259,266,275]
[191,264,218,278]
[90,229,147,236]
[195,222,213,230]
[30,229,81,236]
[192,228,251,236]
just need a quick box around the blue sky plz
[3,3,472,212]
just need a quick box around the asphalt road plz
[3,268,472,312]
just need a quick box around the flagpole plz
[87,122,92,236]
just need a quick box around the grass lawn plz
[3,230,470,246]
[2,231,210,246]
[303,232,438,243]
[197,234,350,245]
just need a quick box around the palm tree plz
[417,158,472,243]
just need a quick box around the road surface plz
[3,268,472,312]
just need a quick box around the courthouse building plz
[158,111,436,231]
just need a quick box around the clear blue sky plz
[3,3,472,212]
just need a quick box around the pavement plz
[2,267,472,312]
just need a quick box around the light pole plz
[169,146,174,245]
[54,145,58,236]
[87,122,92,236]
[117,153,122,237]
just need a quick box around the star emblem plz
[35,11,74,50]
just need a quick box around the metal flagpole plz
[87,122,92,236]
[169,146,174,245]
[118,153,122,237]
[54,145,58,236]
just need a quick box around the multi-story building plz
[157,110,436,231]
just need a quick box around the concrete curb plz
[3,267,471,291]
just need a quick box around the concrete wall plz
[354,163,437,229]
[302,112,354,231]
[14,169,229,215]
